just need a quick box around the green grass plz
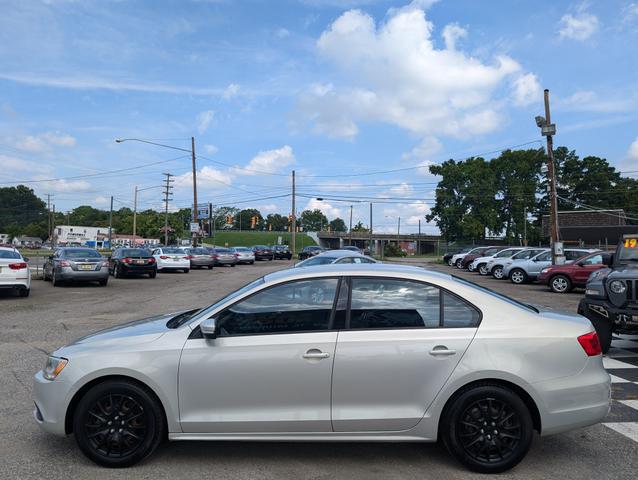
[202,231,316,253]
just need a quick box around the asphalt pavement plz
[2,258,637,480]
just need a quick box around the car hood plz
[61,311,184,349]
[608,263,638,277]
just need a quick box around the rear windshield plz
[64,249,101,258]
[299,256,336,266]
[253,245,269,249]
[163,248,184,254]
[0,250,21,259]
[215,248,230,253]
[190,248,209,254]
[234,247,250,252]
[120,249,150,257]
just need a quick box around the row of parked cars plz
[443,245,607,293]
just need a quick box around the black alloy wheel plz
[442,385,533,473]
[73,380,165,468]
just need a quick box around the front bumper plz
[33,370,72,436]
[579,298,638,334]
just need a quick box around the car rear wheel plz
[73,379,165,468]
[492,266,504,279]
[510,269,527,284]
[447,258,454,266]
[149,271,157,278]
[183,269,189,273]
[114,266,123,279]
[550,275,572,293]
[441,384,533,473]
[478,264,489,276]
[18,288,30,297]
[99,279,108,286]
[52,270,61,287]
[455,259,463,268]
[207,265,213,270]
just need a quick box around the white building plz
[54,225,112,248]
[0,233,10,244]
[112,234,161,248]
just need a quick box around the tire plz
[447,258,454,267]
[467,263,475,272]
[99,279,108,286]
[492,266,505,280]
[149,271,157,278]
[231,263,236,267]
[510,268,527,284]
[587,312,613,354]
[72,379,165,468]
[19,288,30,297]
[441,384,533,474]
[549,274,572,294]
[52,270,61,287]
[183,269,189,273]
[207,265,213,270]
[250,261,254,265]
[114,265,123,279]
[478,264,489,276]
[455,259,463,268]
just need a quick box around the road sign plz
[189,222,200,233]
[192,204,210,219]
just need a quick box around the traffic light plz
[268,223,272,231]
[225,215,233,225]
[250,216,257,229]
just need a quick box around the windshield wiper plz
[166,308,201,329]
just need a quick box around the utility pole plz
[208,202,213,238]
[191,136,198,247]
[291,170,296,256]
[523,206,528,246]
[397,217,401,242]
[52,204,56,247]
[162,173,174,246]
[536,89,560,263]
[46,193,52,241]
[369,202,373,255]
[133,185,138,238]
[108,196,113,249]
[349,205,353,246]
[418,219,421,254]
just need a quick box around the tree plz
[266,213,289,231]
[234,208,263,230]
[351,221,369,232]
[0,185,47,232]
[329,217,347,232]
[300,209,328,231]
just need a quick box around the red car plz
[538,251,611,293]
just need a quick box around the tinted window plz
[358,257,376,263]
[443,292,480,328]
[349,278,440,329]
[535,252,551,262]
[215,248,230,253]
[512,249,545,260]
[217,278,338,336]
[63,249,101,258]
[335,257,354,264]
[495,249,519,258]
[120,249,150,257]
[483,248,500,256]
[0,250,21,259]
[565,250,588,261]
[163,248,184,254]
[581,254,603,266]
[234,247,250,252]
[300,256,336,266]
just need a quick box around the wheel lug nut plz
[110,429,114,433]
[119,429,123,433]
[487,435,491,440]
[480,429,484,434]
[494,430,498,434]
[107,421,112,425]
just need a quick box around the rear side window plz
[581,254,603,265]
[443,292,480,328]
[349,278,440,329]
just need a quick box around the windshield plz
[120,249,150,257]
[452,276,539,313]
[618,237,638,262]
[163,247,184,254]
[64,249,101,258]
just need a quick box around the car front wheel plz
[455,259,463,268]
[478,264,489,276]
[550,274,572,293]
[510,269,527,284]
[441,384,533,473]
[73,379,165,468]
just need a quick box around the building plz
[12,236,43,247]
[0,233,10,245]
[53,225,111,248]
[542,209,638,246]
[112,234,161,248]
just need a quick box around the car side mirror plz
[603,254,614,266]
[48,255,54,260]
[23,257,29,262]
[200,317,217,339]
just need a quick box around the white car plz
[471,247,525,276]
[449,247,483,268]
[0,246,31,297]
[33,264,609,473]
[151,247,190,273]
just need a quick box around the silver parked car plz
[33,264,609,472]
[43,247,109,286]
[503,248,596,284]
[206,247,238,266]
[231,247,255,264]
[183,247,215,270]
[294,249,377,267]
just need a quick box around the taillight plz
[184,255,192,260]
[213,254,219,260]
[8,262,28,270]
[122,257,132,264]
[148,258,155,264]
[159,255,169,259]
[234,253,239,257]
[210,255,216,259]
[578,331,602,356]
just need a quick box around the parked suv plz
[578,235,638,353]
[460,246,504,271]
[503,248,594,284]
[539,251,611,293]
[473,247,525,276]
[489,248,546,279]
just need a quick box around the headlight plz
[43,356,68,381]
[586,288,602,296]
[609,280,627,294]
[541,267,551,274]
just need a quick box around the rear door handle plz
[429,346,457,356]
[303,349,330,359]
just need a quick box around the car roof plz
[317,249,365,258]
[0,246,19,252]
[264,263,450,284]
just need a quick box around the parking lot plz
[2,259,638,479]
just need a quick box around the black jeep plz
[578,234,638,353]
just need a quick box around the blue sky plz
[1,0,637,233]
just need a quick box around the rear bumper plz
[0,281,29,290]
[120,265,157,274]
[57,268,109,281]
[157,261,189,270]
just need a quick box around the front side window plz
[565,250,587,261]
[349,278,440,329]
[495,249,518,258]
[513,249,545,260]
[581,254,603,266]
[217,278,339,336]
[535,252,551,262]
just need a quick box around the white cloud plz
[204,144,219,155]
[196,110,215,134]
[627,137,638,160]
[561,90,637,113]
[442,23,467,50]
[222,83,240,100]
[258,203,278,213]
[297,6,533,141]
[401,136,442,162]
[36,178,91,192]
[511,73,541,106]
[276,28,290,38]
[94,196,108,206]
[386,182,414,196]
[42,131,76,147]
[623,3,638,24]
[238,145,295,175]
[0,154,40,172]
[10,131,76,153]
[558,12,599,40]
[174,166,233,189]
[303,198,342,219]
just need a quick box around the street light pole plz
[191,136,198,247]
[133,185,138,238]
[349,205,353,246]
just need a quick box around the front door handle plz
[303,349,330,359]
[429,345,456,356]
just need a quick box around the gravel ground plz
[1,258,636,480]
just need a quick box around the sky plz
[1,0,637,233]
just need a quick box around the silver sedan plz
[33,264,610,472]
